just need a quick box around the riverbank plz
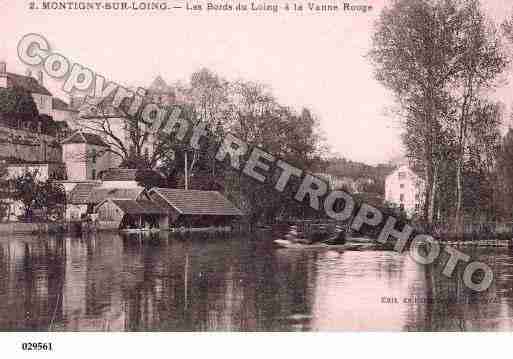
[0,221,96,235]
[0,222,63,234]
[0,221,244,235]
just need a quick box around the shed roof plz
[67,182,101,205]
[149,188,243,216]
[88,187,145,204]
[108,199,167,215]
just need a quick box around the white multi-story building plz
[384,164,425,216]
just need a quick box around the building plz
[0,67,53,116]
[0,63,63,163]
[0,62,77,124]
[64,182,101,220]
[61,131,112,181]
[148,188,243,227]
[7,162,66,181]
[52,98,79,141]
[0,61,87,167]
[63,181,146,221]
[384,164,425,216]
[71,75,185,168]
[95,198,168,230]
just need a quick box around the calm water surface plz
[0,232,512,331]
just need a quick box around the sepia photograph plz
[1,0,513,355]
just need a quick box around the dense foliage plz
[11,170,66,221]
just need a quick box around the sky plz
[1,0,513,165]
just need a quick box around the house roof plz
[76,97,126,118]
[68,182,101,205]
[101,168,164,181]
[107,199,168,215]
[61,131,109,147]
[101,168,138,181]
[52,97,79,112]
[149,188,244,216]
[88,187,145,204]
[386,164,425,180]
[6,72,52,96]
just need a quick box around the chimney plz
[25,68,32,77]
[36,70,43,85]
[0,61,5,74]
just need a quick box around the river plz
[0,231,511,331]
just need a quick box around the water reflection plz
[0,232,512,331]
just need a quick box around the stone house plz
[61,131,113,181]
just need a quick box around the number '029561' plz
[21,342,53,351]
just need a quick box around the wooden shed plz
[96,199,169,230]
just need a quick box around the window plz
[400,194,405,202]
[92,169,96,180]
[399,183,405,189]
[398,172,406,180]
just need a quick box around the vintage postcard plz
[1,0,513,350]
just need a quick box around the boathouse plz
[95,198,169,230]
[148,188,244,227]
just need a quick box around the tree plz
[369,0,508,227]
[369,0,463,224]
[496,127,513,220]
[77,97,183,169]
[12,170,41,220]
[38,180,66,220]
[12,171,66,221]
[223,81,325,224]
[450,0,508,225]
